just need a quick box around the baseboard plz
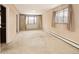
[47,31,79,49]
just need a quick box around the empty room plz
[0,4,79,54]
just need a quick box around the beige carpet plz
[1,30,79,54]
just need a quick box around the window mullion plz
[63,9,64,24]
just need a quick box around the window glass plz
[64,8,68,23]
[29,16,34,24]
[26,16,37,24]
[58,10,64,23]
[54,8,69,24]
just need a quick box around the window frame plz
[54,7,69,24]
[52,5,73,31]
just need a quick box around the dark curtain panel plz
[19,14,26,31]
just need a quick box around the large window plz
[55,8,69,24]
[26,16,36,24]
[53,5,73,31]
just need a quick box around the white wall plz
[3,4,18,43]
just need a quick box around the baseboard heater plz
[47,31,79,49]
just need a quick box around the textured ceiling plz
[15,4,60,15]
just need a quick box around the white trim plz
[47,31,79,49]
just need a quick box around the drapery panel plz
[19,14,26,31]
[36,15,42,29]
[67,5,74,31]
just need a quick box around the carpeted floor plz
[1,30,79,54]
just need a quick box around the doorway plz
[0,5,6,43]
